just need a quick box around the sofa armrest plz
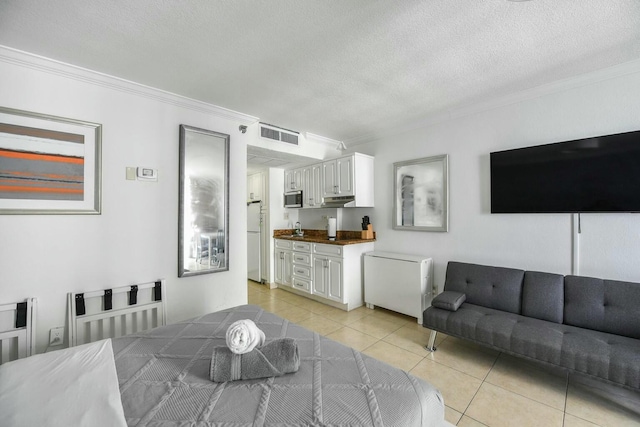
[432,291,466,311]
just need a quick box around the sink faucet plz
[295,222,302,235]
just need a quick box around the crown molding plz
[345,58,640,147]
[303,131,342,148]
[0,45,259,125]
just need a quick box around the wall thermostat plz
[137,167,158,181]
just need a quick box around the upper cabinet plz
[302,163,322,208]
[322,155,354,197]
[284,168,303,192]
[247,172,264,202]
[284,153,374,208]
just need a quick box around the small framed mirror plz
[178,125,229,277]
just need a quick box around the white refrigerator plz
[247,201,262,282]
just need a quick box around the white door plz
[247,202,261,282]
[312,256,327,297]
[247,231,261,281]
[322,160,337,196]
[327,257,343,302]
[336,156,354,196]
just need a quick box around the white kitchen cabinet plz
[247,172,263,202]
[275,238,374,310]
[312,254,342,302]
[322,155,354,197]
[274,240,293,287]
[291,241,312,294]
[312,241,375,310]
[284,152,374,208]
[302,163,322,208]
[284,168,303,192]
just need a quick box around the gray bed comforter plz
[112,304,446,426]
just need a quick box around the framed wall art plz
[393,154,449,232]
[0,107,102,214]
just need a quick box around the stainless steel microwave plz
[284,191,303,208]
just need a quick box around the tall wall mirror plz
[178,125,229,277]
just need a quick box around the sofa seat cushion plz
[424,304,640,389]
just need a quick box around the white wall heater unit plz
[363,251,434,323]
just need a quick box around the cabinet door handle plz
[296,269,304,274]
[250,192,254,199]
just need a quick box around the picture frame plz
[0,107,102,214]
[393,154,449,232]
[178,125,230,277]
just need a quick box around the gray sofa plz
[422,261,640,391]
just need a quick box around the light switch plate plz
[126,167,136,180]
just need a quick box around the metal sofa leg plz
[426,330,437,352]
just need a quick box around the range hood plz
[322,195,356,208]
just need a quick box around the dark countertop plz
[273,229,376,246]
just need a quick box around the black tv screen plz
[490,129,640,213]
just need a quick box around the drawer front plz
[292,241,312,252]
[292,265,312,280]
[292,252,311,266]
[313,243,342,257]
[292,277,311,293]
[275,239,292,249]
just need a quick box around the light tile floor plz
[248,281,640,426]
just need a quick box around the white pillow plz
[0,339,127,427]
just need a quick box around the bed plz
[1,284,447,426]
[112,304,446,426]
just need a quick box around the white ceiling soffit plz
[1,1,639,146]
[247,146,319,171]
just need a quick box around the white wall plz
[356,62,640,291]
[0,48,253,353]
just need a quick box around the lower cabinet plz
[274,238,374,310]
[312,255,342,302]
[291,241,312,294]
[274,240,293,287]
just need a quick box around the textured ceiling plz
[1,1,640,149]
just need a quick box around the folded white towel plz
[225,319,265,354]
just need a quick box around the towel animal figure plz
[225,319,265,354]
[210,338,300,382]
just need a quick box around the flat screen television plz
[490,129,640,213]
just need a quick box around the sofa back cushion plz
[444,262,524,314]
[564,276,640,339]
[521,271,564,323]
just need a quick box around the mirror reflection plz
[178,125,229,277]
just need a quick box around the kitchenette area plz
[248,151,377,311]
[273,226,375,311]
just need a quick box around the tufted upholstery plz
[565,276,640,340]
[522,271,564,324]
[423,261,640,390]
[443,262,524,314]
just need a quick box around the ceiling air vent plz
[259,122,299,145]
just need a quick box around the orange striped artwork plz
[0,124,85,201]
